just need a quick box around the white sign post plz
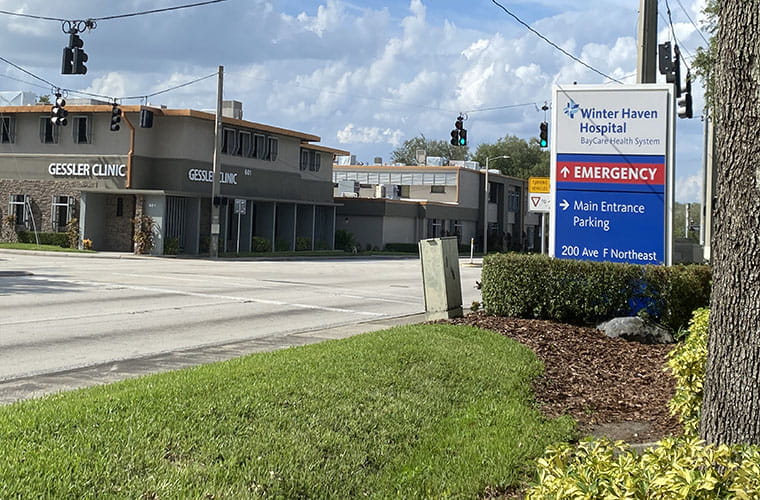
[234,199,246,254]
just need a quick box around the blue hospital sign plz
[550,85,674,265]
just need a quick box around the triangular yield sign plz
[531,196,541,207]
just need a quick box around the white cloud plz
[297,0,344,37]
[0,0,710,185]
[676,174,703,203]
[84,73,128,101]
[337,123,404,146]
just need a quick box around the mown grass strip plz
[0,243,93,253]
[0,324,574,498]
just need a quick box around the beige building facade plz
[1,101,346,254]
[333,164,541,252]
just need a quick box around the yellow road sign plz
[529,176,550,193]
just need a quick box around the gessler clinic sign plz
[549,84,674,265]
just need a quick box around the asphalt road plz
[0,251,483,402]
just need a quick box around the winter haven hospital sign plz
[550,84,675,265]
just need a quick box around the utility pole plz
[637,0,658,83]
[209,65,223,258]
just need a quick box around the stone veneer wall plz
[0,179,96,233]
[101,194,136,252]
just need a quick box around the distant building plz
[333,160,541,252]
[0,100,347,254]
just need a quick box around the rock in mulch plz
[597,316,675,344]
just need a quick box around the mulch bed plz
[446,312,682,443]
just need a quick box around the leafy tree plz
[389,135,468,165]
[36,95,51,105]
[691,0,718,109]
[473,135,549,179]
[699,0,760,446]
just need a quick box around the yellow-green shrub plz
[526,308,760,499]
[667,308,709,436]
[526,437,760,499]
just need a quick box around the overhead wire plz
[121,72,218,100]
[673,0,711,47]
[663,0,692,71]
[0,53,540,121]
[490,0,623,84]
[464,103,538,114]
[0,56,58,89]
[0,0,231,24]
[0,54,218,104]
[0,72,50,90]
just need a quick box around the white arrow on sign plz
[560,199,569,211]
[560,166,570,177]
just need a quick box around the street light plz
[482,155,510,256]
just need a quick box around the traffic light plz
[539,121,548,148]
[678,71,693,119]
[110,104,121,132]
[450,115,468,146]
[139,108,154,128]
[62,33,87,75]
[453,115,467,146]
[61,46,74,75]
[50,93,68,126]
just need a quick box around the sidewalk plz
[0,312,429,406]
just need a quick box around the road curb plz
[0,312,430,406]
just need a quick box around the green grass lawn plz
[0,242,94,253]
[0,324,575,499]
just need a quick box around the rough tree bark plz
[700,0,760,445]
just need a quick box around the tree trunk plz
[700,0,760,445]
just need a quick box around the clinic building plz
[0,100,347,254]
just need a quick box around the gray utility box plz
[419,236,463,320]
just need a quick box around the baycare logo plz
[563,99,580,119]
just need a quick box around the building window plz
[72,116,90,144]
[508,188,520,212]
[1,116,15,143]
[239,131,253,157]
[39,117,59,144]
[430,185,446,194]
[221,127,237,154]
[300,149,309,171]
[51,195,73,232]
[399,185,410,198]
[488,182,498,203]
[9,194,28,228]
[427,218,442,238]
[254,134,266,159]
[310,151,321,171]
[268,137,278,161]
[116,197,124,217]
[453,220,463,239]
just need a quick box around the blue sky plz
[0,0,710,201]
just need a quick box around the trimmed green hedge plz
[384,243,419,253]
[481,253,710,331]
[16,231,70,248]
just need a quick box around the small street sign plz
[529,193,551,213]
[529,177,550,194]
[234,198,246,215]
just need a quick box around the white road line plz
[110,273,415,304]
[23,276,386,317]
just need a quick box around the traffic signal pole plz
[210,65,223,259]
[636,0,657,83]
